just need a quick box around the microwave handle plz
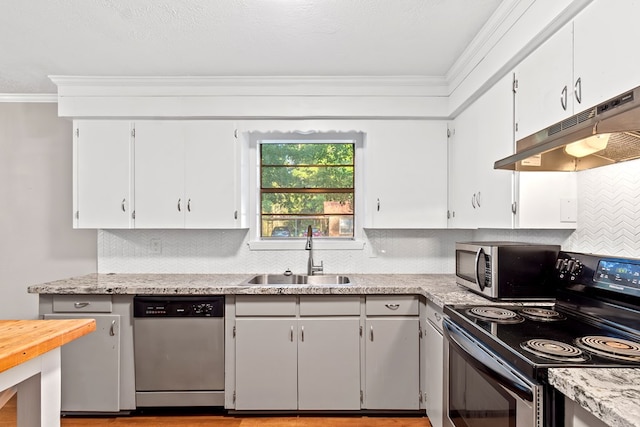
[475,248,485,290]
[443,317,534,401]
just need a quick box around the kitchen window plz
[260,140,355,239]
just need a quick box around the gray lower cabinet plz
[233,295,361,410]
[235,317,298,410]
[297,318,360,410]
[43,313,121,412]
[424,301,444,427]
[364,296,421,410]
[38,294,135,413]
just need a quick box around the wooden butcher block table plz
[0,319,96,427]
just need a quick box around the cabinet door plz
[448,104,478,228]
[74,120,132,228]
[234,318,297,410]
[573,0,640,109]
[474,74,515,229]
[134,121,185,228]
[515,24,573,139]
[44,313,120,412]
[364,317,420,410]
[365,120,448,228]
[184,121,238,228]
[424,321,444,427]
[297,318,360,410]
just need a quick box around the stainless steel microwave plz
[455,241,560,300]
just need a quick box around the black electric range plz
[442,251,640,427]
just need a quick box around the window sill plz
[248,239,365,251]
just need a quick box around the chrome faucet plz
[305,225,324,275]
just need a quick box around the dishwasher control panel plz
[133,296,224,317]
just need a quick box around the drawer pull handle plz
[290,325,294,342]
[434,312,442,322]
[370,325,374,341]
[109,320,116,336]
[301,325,305,342]
[74,302,90,309]
[385,304,400,310]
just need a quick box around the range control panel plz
[133,296,224,317]
[556,251,640,299]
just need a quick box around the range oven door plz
[443,318,543,427]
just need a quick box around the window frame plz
[247,129,365,251]
[259,139,355,240]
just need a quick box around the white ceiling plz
[0,0,504,94]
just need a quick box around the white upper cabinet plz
[573,0,640,108]
[516,0,640,140]
[364,120,448,228]
[449,74,514,229]
[74,120,133,229]
[450,73,577,230]
[514,24,574,139]
[134,120,240,229]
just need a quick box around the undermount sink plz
[246,274,351,285]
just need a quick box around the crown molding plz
[49,75,449,97]
[0,93,57,103]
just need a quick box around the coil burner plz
[519,307,565,322]
[576,336,640,362]
[467,307,524,324]
[520,339,588,362]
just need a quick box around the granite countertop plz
[27,273,491,308]
[27,272,637,425]
[549,368,640,427]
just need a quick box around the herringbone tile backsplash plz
[567,159,640,257]
[98,159,640,273]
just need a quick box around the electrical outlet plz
[149,238,162,254]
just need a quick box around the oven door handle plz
[443,317,534,401]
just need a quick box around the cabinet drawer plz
[236,295,297,316]
[53,295,112,313]
[366,295,418,316]
[299,296,361,316]
[425,300,444,332]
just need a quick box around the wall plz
[98,229,472,274]
[474,159,640,258]
[0,103,96,319]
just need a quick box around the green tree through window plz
[261,142,355,238]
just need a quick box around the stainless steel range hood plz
[495,86,640,171]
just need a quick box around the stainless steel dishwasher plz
[133,295,224,407]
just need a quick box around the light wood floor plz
[0,397,431,427]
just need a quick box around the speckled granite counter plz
[27,273,491,307]
[549,368,640,427]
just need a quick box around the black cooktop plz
[444,301,640,381]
